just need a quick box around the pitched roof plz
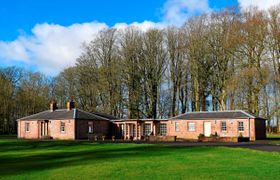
[169,110,266,120]
[18,109,112,121]
[91,111,118,120]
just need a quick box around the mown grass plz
[0,140,279,180]
[0,134,17,139]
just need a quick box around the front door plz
[204,122,211,137]
[40,121,49,137]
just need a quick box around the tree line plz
[0,6,279,134]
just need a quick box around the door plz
[204,122,211,137]
[40,121,49,137]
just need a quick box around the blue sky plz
[0,0,278,75]
[0,0,238,40]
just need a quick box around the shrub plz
[210,132,219,138]
[198,133,205,139]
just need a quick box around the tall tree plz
[142,29,167,118]
[119,27,144,118]
[207,9,238,110]
[91,28,122,115]
[183,15,211,111]
[166,27,185,116]
[268,6,280,131]
[233,8,269,114]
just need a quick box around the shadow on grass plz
[0,141,213,177]
[0,134,17,139]
[0,140,87,152]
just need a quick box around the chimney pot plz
[67,100,75,110]
[50,100,57,112]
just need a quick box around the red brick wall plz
[49,119,75,140]
[18,119,75,140]
[18,119,110,140]
[17,120,39,139]
[76,120,110,139]
[166,119,255,140]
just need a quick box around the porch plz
[113,119,168,140]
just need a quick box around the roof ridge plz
[185,110,243,113]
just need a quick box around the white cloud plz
[162,0,211,26]
[238,0,280,11]
[0,22,108,75]
[0,39,29,63]
[0,21,165,75]
[114,21,165,31]
[0,0,213,75]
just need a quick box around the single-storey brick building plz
[17,101,113,140]
[166,110,266,141]
[111,111,266,141]
[18,101,266,141]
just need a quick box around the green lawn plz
[0,140,279,180]
[0,134,17,139]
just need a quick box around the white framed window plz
[175,122,179,132]
[238,121,244,131]
[25,122,29,132]
[221,121,227,131]
[60,122,65,132]
[88,122,93,133]
[158,123,167,136]
[143,123,151,136]
[188,122,196,132]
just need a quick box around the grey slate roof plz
[91,112,118,120]
[170,110,266,120]
[18,109,112,121]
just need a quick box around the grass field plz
[0,140,280,180]
[0,135,17,139]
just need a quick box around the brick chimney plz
[67,100,75,111]
[50,100,57,112]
